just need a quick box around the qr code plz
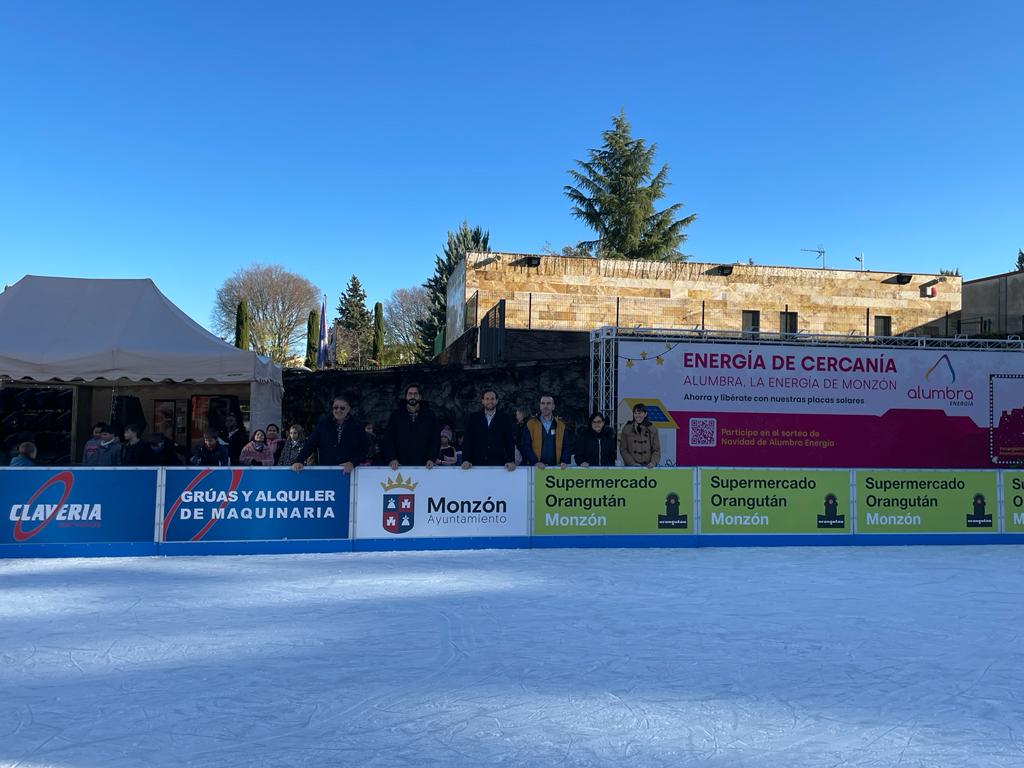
[688,418,717,447]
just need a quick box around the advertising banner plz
[353,467,529,539]
[1,468,157,544]
[533,468,694,535]
[163,467,349,542]
[1002,472,1024,533]
[700,468,851,534]
[618,340,1024,468]
[855,470,998,533]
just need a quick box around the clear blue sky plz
[2,1,1021,334]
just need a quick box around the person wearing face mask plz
[277,425,309,466]
[291,395,368,474]
[238,429,275,466]
[82,423,122,466]
[380,383,439,470]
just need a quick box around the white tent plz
[0,276,282,430]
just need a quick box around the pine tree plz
[234,301,250,350]
[1016,249,1024,271]
[304,309,318,369]
[415,221,490,360]
[565,111,695,261]
[372,302,384,366]
[336,276,373,367]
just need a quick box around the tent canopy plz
[0,276,281,385]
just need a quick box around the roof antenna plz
[801,245,826,269]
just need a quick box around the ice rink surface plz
[2,545,1024,768]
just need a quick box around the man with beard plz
[461,388,516,471]
[519,393,571,469]
[219,412,248,466]
[381,383,439,470]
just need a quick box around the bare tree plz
[212,264,320,363]
[384,286,430,363]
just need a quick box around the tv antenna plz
[801,245,826,269]
[854,252,865,271]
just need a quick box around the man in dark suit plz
[460,388,516,471]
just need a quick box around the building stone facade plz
[446,252,961,346]
[960,270,1024,336]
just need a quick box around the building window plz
[779,311,798,335]
[874,315,892,337]
[742,310,760,339]
[982,318,993,333]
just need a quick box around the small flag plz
[316,295,328,367]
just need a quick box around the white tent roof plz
[0,276,282,385]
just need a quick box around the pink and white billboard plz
[618,341,1024,468]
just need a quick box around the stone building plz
[959,270,1024,335]
[445,253,961,356]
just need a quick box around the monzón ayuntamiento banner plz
[533,468,694,535]
[699,468,850,534]
[162,467,350,542]
[618,340,1024,468]
[353,466,529,539]
[1,467,158,545]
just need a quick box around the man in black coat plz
[380,383,439,470]
[291,395,368,474]
[220,412,248,466]
[460,388,516,471]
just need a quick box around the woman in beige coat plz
[619,403,661,468]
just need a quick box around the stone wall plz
[447,252,961,342]
[283,357,591,440]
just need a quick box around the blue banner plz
[0,468,157,544]
[163,467,350,542]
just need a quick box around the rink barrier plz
[0,465,1015,557]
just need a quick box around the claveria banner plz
[855,470,999,533]
[353,467,529,539]
[618,341,1024,468]
[533,469,694,535]
[163,467,349,542]
[1001,472,1024,533]
[1,467,158,545]
[699,469,850,534]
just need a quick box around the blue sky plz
[1,1,1021,333]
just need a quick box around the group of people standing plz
[10,386,663,471]
[288,385,662,474]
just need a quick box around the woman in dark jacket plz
[573,412,617,467]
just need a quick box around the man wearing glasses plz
[291,394,368,474]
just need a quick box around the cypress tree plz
[372,302,385,366]
[305,308,319,369]
[234,301,250,350]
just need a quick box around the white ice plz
[2,545,1024,767]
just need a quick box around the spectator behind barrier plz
[619,403,660,468]
[265,423,283,464]
[291,395,368,474]
[238,429,276,466]
[461,388,516,471]
[520,394,571,469]
[219,412,248,466]
[277,425,310,466]
[120,423,152,466]
[9,441,37,467]
[574,412,617,467]
[438,427,458,465]
[82,423,121,466]
[380,383,439,470]
[191,429,230,466]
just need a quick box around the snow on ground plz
[2,545,1024,768]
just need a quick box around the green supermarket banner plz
[534,469,694,535]
[1002,472,1024,533]
[699,469,850,534]
[856,470,998,533]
